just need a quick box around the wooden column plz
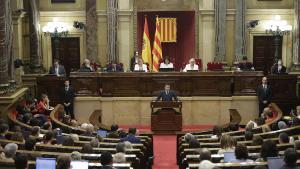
[86,0,98,63]
[0,0,13,85]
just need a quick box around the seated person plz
[130,51,140,71]
[218,135,236,155]
[159,57,174,69]
[107,124,120,138]
[79,59,94,72]
[272,59,287,74]
[0,143,18,162]
[0,123,8,139]
[257,140,278,162]
[230,144,253,163]
[134,58,148,72]
[106,62,123,72]
[281,148,299,169]
[198,148,215,169]
[36,94,54,115]
[238,56,254,71]
[156,84,178,101]
[183,58,199,72]
[120,128,141,144]
[49,59,66,76]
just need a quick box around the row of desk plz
[36,71,298,114]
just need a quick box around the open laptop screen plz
[36,158,56,169]
[267,157,284,169]
[71,160,89,169]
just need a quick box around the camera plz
[73,21,85,30]
[247,20,259,29]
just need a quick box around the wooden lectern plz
[151,101,182,134]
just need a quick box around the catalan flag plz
[159,18,177,42]
[142,16,152,69]
[152,17,163,72]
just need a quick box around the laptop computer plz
[267,157,284,169]
[36,158,56,169]
[223,152,236,163]
[97,129,108,138]
[159,68,175,72]
[71,160,89,169]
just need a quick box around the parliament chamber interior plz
[1,0,300,169]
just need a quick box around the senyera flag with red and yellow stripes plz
[152,17,163,72]
[159,17,177,43]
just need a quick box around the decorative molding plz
[246,9,294,15]
[40,11,86,17]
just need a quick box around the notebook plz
[36,158,56,169]
[267,157,284,169]
[223,152,236,163]
[159,68,175,72]
[97,129,108,138]
[71,160,89,169]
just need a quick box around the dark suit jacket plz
[61,86,75,104]
[130,56,138,71]
[49,65,66,76]
[257,85,272,103]
[272,65,287,74]
[156,90,178,101]
[238,62,253,71]
[79,65,94,72]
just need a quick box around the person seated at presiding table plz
[183,58,199,72]
[130,51,140,71]
[49,59,66,76]
[120,128,141,144]
[134,58,148,72]
[159,56,174,69]
[79,59,95,72]
[237,56,254,71]
[272,59,287,74]
[156,84,178,101]
[106,61,124,72]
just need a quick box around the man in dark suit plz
[120,128,141,143]
[257,77,272,116]
[238,56,254,71]
[272,59,287,74]
[49,60,66,76]
[156,84,178,101]
[100,152,114,169]
[61,79,75,119]
[130,51,139,71]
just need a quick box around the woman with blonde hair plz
[217,135,236,155]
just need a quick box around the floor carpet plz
[152,135,178,169]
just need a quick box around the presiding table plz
[35,71,298,114]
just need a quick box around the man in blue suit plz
[156,84,178,101]
[121,128,141,143]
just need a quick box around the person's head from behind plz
[184,133,195,143]
[199,148,211,162]
[252,135,263,146]
[124,141,133,150]
[11,132,24,142]
[116,142,126,153]
[100,152,113,166]
[278,132,289,144]
[81,143,93,154]
[111,124,119,132]
[164,84,170,92]
[25,138,36,151]
[212,125,222,137]
[189,139,201,149]
[31,126,40,137]
[4,143,18,158]
[41,94,48,102]
[57,155,71,169]
[43,131,54,144]
[245,131,253,141]
[235,144,249,160]
[0,123,9,135]
[260,140,278,160]
[220,135,236,149]
[278,121,287,130]
[228,123,239,132]
[62,136,74,146]
[283,148,298,167]
[128,128,137,135]
[90,138,99,148]
[42,122,52,130]
[70,151,81,161]
[14,153,28,169]
[294,140,300,150]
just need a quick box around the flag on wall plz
[142,17,152,69]
[152,17,163,72]
[159,17,177,43]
